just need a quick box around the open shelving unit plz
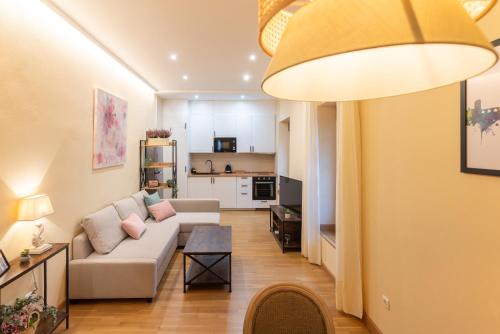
[269,205,302,253]
[139,140,177,198]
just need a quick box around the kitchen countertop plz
[188,171,276,177]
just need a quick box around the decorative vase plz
[20,255,30,263]
[21,314,40,334]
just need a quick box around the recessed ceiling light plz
[240,95,246,99]
[194,95,199,99]
[243,73,251,82]
[169,53,178,61]
[182,75,188,80]
[249,54,257,61]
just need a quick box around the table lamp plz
[17,194,54,254]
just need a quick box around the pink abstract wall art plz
[93,88,128,169]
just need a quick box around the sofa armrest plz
[72,232,94,260]
[167,199,220,213]
[69,258,157,299]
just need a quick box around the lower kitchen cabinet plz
[188,176,276,209]
[253,199,277,209]
[187,176,236,209]
[237,177,253,208]
[187,177,213,198]
[212,177,237,209]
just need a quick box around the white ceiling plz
[50,0,272,98]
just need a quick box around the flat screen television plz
[279,176,302,215]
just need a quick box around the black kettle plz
[224,163,232,173]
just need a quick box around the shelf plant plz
[146,129,172,145]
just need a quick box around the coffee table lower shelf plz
[184,254,231,292]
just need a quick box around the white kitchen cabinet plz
[253,200,276,209]
[236,177,253,208]
[213,103,238,138]
[187,177,213,198]
[189,101,214,153]
[252,110,276,153]
[212,177,237,209]
[236,108,253,153]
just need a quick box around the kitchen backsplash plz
[190,153,275,173]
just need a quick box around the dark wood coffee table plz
[183,226,232,293]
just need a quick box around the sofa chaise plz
[69,190,220,301]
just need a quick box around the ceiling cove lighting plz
[258,0,497,57]
[261,0,498,102]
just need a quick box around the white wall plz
[277,119,290,177]
[158,99,189,198]
[278,100,308,181]
[0,1,156,305]
[318,104,336,225]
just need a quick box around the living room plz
[1,1,500,334]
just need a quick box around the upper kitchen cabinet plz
[236,105,253,153]
[189,101,214,153]
[188,100,276,154]
[213,102,238,138]
[252,109,276,153]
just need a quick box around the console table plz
[0,243,69,333]
[269,205,302,253]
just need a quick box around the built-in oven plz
[214,137,237,153]
[253,176,276,200]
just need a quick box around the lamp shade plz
[262,0,498,102]
[18,194,54,221]
[258,0,497,57]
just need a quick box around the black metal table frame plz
[183,253,232,293]
[0,244,69,332]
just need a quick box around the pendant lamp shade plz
[261,0,498,102]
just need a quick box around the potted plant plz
[19,250,29,264]
[284,208,293,219]
[0,294,57,334]
[146,129,172,145]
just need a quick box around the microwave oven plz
[214,137,237,153]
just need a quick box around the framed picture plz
[93,88,128,169]
[0,250,10,278]
[461,39,500,176]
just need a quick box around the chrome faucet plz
[205,159,215,174]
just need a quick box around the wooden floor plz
[60,211,369,334]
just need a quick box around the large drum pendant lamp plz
[261,0,498,102]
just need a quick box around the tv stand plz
[269,205,302,253]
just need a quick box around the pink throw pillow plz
[148,200,176,222]
[121,213,146,239]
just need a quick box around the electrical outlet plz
[382,295,390,310]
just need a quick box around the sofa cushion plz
[81,206,127,254]
[161,212,220,233]
[131,190,149,221]
[113,197,143,221]
[148,200,176,222]
[87,220,179,262]
[121,213,146,240]
[144,192,161,208]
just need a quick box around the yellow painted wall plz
[360,6,500,333]
[0,1,155,305]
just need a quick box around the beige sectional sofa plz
[69,190,220,301]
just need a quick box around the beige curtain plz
[302,103,321,265]
[335,101,363,318]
